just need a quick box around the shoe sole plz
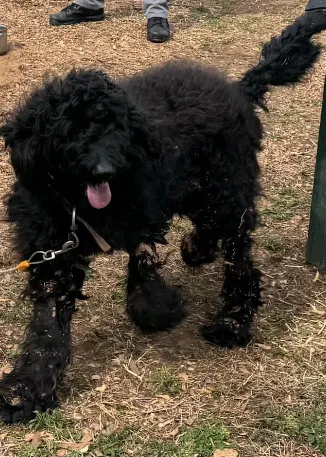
[49,15,105,26]
[147,34,170,43]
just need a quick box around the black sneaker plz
[49,3,105,26]
[147,17,170,43]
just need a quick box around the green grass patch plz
[144,440,179,457]
[190,6,216,20]
[144,422,230,457]
[30,409,68,434]
[110,277,127,304]
[89,428,134,457]
[0,301,31,325]
[262,188,309,222]
[17,410,82,457]
[179,422,230,456]
[17,411,134,457]
[265,237,283,252]
[153,367,182,397]
[262,407,326,454]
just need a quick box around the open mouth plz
[86,182,112,209]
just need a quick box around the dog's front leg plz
[126,243,186,332]
[0,260,85,424]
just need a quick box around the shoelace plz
[149,17,168,28]
[62,3,79,12]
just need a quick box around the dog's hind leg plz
[0,259,86,423]
[201,208,262,348]
[126,243,187,332]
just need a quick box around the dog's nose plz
[92,162,115,179]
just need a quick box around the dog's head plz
[1,69,162,210]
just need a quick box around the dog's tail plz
[240,12,326,109]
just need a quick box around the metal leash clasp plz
[27,209,80,266]
[62,232,79,252]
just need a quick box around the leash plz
[0,207,112,275]
[75,214,111,253]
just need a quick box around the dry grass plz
[0,0,326,456]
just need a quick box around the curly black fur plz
[0,12,325,423]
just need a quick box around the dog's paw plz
[181,233,218,267]
[201,317,252,348]
[75,291,90,301]
[0,376,57,424]
[127,277,187,332]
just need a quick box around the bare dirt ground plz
[0,0,326,456]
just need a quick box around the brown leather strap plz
[76,215,112,253]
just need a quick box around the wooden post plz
[307,76,326,269]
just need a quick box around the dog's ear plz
[0,109,47,192]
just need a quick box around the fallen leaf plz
[184,417,195,426]
[43,432,55,441]
[24,431,43,447]
[59,442,88,451]
[178,373,189,382]
[123,363,142,380]
[24,433,35,441]
[0,432,8,440]
[56,450,68,457]
[158,418,174,429]
[255,343,272,350]
[95,384,107,393]
[313,270,320,282]
[167,426,179,437]
[311,307,325,316]
[58,430,93,453]
[5,330,13,337]
[129,360,140,376]
[239,367,250,375]
[213,449,238,457]
[157,394,171,401]
[31,433,43,447]
[82,430,93,443]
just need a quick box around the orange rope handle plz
[16,261,31,272]
[0,260,31,275]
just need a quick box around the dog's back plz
[122,11,326,167]
[122,60,263,159]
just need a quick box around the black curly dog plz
[0,13,325,423]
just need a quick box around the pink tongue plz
[87,182,111,209]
